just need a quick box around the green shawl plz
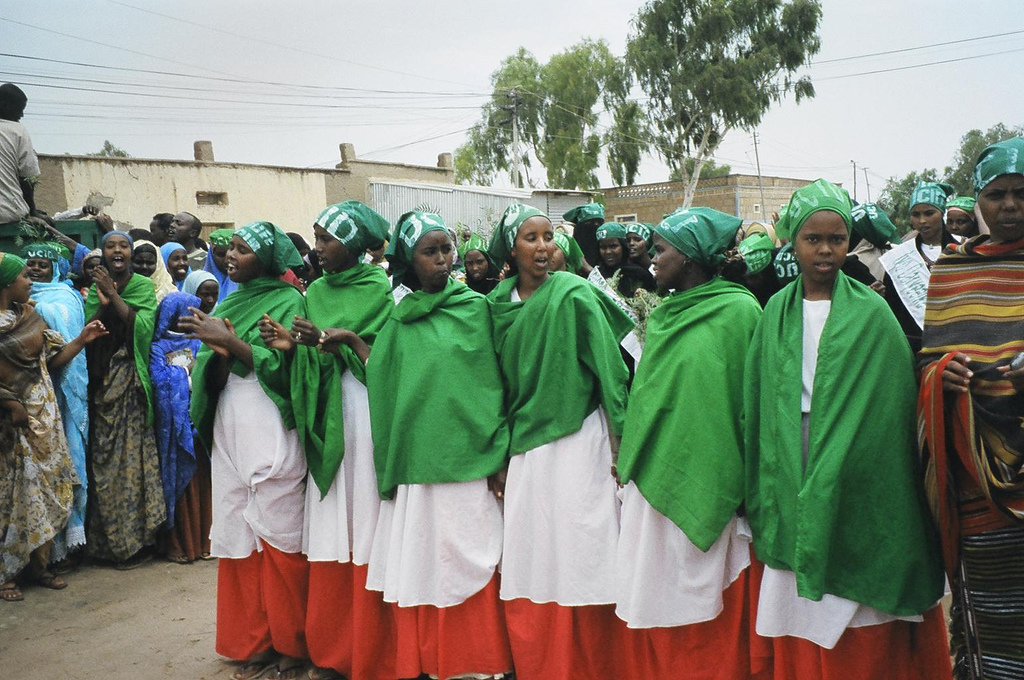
[296,263,394,497]
[618,278,762,551]
[488,271,631,454]
[743,272,944,615]
[366,278,509,500]
[84,273,157,425]
[190,276,308,452]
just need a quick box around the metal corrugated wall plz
[369,181,533,237]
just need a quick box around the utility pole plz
[506,89,522,188]
[863,168,871,202]
[851,160,858,202]
[752,131,767,220]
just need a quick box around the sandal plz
[275,657,307,680]
[231,653,278,680]
[114,551,154,571]
[0,582,24,602]
[30,570,68,590]
[166,554,191,565]
[308,667,345,680]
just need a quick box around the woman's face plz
[313,224,357,274]
[211,245,229,273]
[978,173,1024,243]
[25,257,53,283]
[225,236,265,283]
[103,235,133,276]
[626,233,648,261]
[4,267,32,304]
[131,247,157,278]
[512,216,554,279]
[463,249,490,283]
[598,237,624,268]
[793,211,849,290]
[195,280,219,314]
[651,233,687,292]
[910,204,944,245]
[549,246,567,272]
[167,249,190,281]
[411,230,453,294]
[82,256,101,282]
[945,209,977,238]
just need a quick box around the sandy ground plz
[0,557,235,680]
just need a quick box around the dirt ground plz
[0,557,235,680]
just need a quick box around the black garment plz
[574,221,601,269]
[467,276,499,295]
[881,232,953,354]
[841,255,876,287]
[597,262,656,299]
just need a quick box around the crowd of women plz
[1,136,1023,680]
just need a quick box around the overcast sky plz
[3,0,1022,200]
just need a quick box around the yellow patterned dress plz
[0,305,77,582]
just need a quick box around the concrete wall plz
[603,174,811,225]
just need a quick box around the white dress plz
[209,372,307,558]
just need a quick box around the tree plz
[943,123,1024,196]
[627,0,822,207]
[877,169,939,235]
[669,158,731,182]
[89,140,130,158]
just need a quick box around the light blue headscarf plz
[160,242,190,290]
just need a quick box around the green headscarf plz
[779,179,853,241]
[774,205,791,242]
[0,252,26,288]
[315,200,391,254]
[386,210,450,289]
[20,242,62,263]
[553,232,584,273]
[234,221,303,276]
[974,136,1024,193]
[738,232,774,274]
[625,222,653,248]
[457,232,490,262]
[850,203,898,248]
[909,181,954,212]
[207,228,236,248]
[562,203,604,225]
[487,203,547,265]
[946,196,976,215]
[595,222,628,242]
[654,207,742,269]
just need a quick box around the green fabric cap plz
[562,203,604,225]
[909,181,954,212]
[625,222,653,247]
[553,232,585,273]
[487,203,547,265]
[780,179,852,241]
[386,211,450,289]
[618,278,761,550]
[738,232,774,274]
[654,207,742,269]
[315,201,391,254]
[235,221,303,276]
[946,196,976,214]
[595,222,628,242]
[0,253,26,288]
[457,232,489,262]
[20,242,62,262]
[850,203,898,248]
[974,136,1024,193]
[207,228,236,248]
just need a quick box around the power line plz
[814,45,1024,82]
[813,28,1024,65]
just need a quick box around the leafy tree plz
[943,123,1024,196]
[606,100,649,186]
[669,157,731,182]
[627,0,822,207]
[89,140,130,158]
[877,169,939,235]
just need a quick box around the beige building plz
[602,174,812,225]
[35,141,455,241]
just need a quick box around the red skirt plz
[394,573,513,680]
[305,561,397,680]
[504,600,627,680]
[216,544,310,661]
[619,568,757,680]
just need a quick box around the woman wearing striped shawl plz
[919,136,1024,680]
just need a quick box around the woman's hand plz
[320,328,371,364]
[179,307,238,357]
[2,400,29,428]
[942,353,973,394]
[78,320,108,344]
[998,360,1024,394]
[257,314,295,352]
[92,266,116,305]
[487,466,508,500]
[290,316,321,347]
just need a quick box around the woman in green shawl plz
[84,231,167,569]
[180,221,310,680]
[487,204,632,680]
[744,180,951,680]
[614,208,764,680]
[363,211,513,680]
[259,201,397,680]
[457,232,500,294]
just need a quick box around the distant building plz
[602,174,812,225]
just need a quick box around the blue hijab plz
[160,242,190,291]
[149,291,202,527]
[203,248,237,303]
[27,250,89,558]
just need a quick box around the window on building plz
[615,214,637,223]
[196,191,228,206]
[200,222,234,241]
[753,203,762,214]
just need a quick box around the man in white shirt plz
[0,83,40,225]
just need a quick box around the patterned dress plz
[0,306,77,582]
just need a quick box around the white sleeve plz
[17,127,40,179]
